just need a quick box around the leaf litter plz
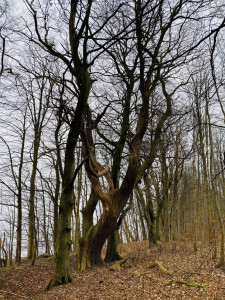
[0,240,225,299]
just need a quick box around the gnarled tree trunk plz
[77,213,116,270]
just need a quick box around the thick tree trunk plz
[148,221,157,245]
[76,213,116,271]
[104,226,122,262]
[47,188,74,289]
[47,69,92,289]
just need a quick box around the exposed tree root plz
[46,273,73,290]
[148,260,173,275]
[105,252,122,263]
[109,259,127,271]
[216,262,225,269]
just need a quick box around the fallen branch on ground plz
[134,271,168,283]
[184,244,214,280]
[172,280,206,288]
[133,271,206,288]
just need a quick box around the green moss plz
[174,280,205,288]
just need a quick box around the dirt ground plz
[1,240,225,299]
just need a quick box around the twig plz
[0,289,32,299]
[184,244,214,280]
[134,272,206,288]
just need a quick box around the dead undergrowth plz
[0,240,225,299]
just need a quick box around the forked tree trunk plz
[104,88,133,262]
[105,203,130,262]
[76,213,116,271]
[47,76,91,289]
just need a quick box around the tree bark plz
[16,116,26,263]
[76,212,116,271]
[27,135,40,259]
[104,226,122,262]
[47,87,91,289]
[47,188,74,289]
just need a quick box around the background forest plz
[1,0,225,292]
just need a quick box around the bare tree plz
[19,0,126,288]
[24,58,53,260]
[76,0,225,272]
[1,0,224,290]
[0,1,8,77]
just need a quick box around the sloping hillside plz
[0,240,225,299]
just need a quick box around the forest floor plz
[1,240,225,299]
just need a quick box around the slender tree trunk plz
[136,194,147,240]
[16,114,26,263]
[9,204,15,265]
[27,136,40,259]
[16,191,22,262]
[74,146,82,254]
[195,94,211,243]
[145,175,157,245]
[53,122,62,254]
[192,124,198,252]
[42,193,50,255]
[123,217,136,242]
[135,182,156,245]
[53,174,59,254]
[207,99,225,267]
[161,147,170,243]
